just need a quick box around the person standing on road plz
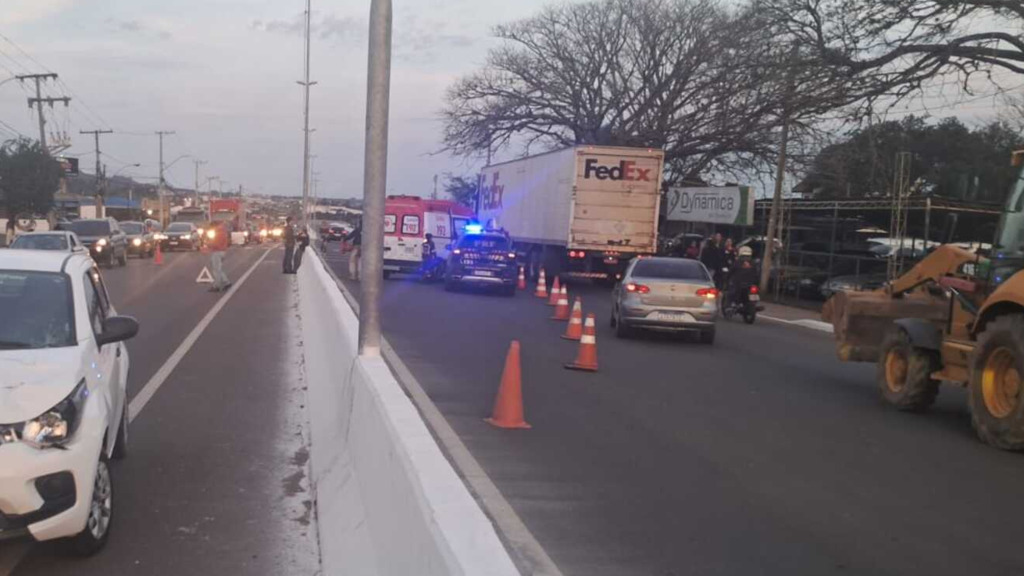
[701,233,726,289]
[208,221,232,292]
[348,221,362,280]
[293,226,310,272]
[283,216,296,274]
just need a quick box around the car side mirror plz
[97,316,139,347]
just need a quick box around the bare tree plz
[757,0,1024,106]
[442,0,842,184]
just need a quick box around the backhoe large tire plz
[877,328,940,411]
[969,316,1024,451]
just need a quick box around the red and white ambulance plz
[383,196,474,276]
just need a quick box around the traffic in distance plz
[0,198,296,559]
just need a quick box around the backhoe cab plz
[823,151,1024,450]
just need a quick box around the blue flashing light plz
[465,224,484,235]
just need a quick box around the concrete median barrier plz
[298,252,520,576]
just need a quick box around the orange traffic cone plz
[535,269,548,298]
[565,314,599,372]
[551,287,570,320]
[547,276,562,305]
[517,266,527,290]
[561,297,584,340]
[485,341,531,429]
[154,242,164,265]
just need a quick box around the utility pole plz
[155,131,175,186]
[155,131,175,228]
[759,51,797,294]
[17,74,69,152]
[432,174,438,200]
[80,129,113,213]
[359,0,392,356]
[298,0,317,229]
[193,159,207,205]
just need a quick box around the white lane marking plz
[0,541,31,576]
[315,253,565,576]
[128,248,273,422]
[761,314,834,333]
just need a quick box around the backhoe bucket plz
[823,290,947,362]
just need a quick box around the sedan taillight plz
[696,288,719,299]
[626,283,650,294]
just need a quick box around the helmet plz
[738,246,753,257]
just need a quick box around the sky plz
[0,0,582,199]
[0,0,1017,201]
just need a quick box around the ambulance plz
[383,196,474,277]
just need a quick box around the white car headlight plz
[21,380,89,449]
[133,238,142,246]
[97,238,108,247]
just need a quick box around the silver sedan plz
[610,257,719,343]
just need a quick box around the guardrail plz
[298,251,520,576]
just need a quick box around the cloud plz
[0,0,75,25]
[105,18,173,40]
[251,13,363,43]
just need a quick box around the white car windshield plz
[167,223,192,232]
[0,271,74,349]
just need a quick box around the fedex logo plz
[480,172,504,211]
[583,158,652,182]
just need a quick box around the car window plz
[402,215,420,235]
[82,271,108,335]
[11,234,68,251]
[120,222,144,234]
[0,271,74,349]
[632,259,710,281]
[167,223,192,232]
[66,220,112,236]
[89,268,112,315]
[384,214,397,234]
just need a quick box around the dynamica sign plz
[664,186,754,225]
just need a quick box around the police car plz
[443,225,518,296]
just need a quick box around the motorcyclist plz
[727,246,759,306]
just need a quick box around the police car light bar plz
[465,224,484,235]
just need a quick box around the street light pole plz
[358,0,392,357]
[298,0,317,230]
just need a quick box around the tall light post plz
[298,0,317,229]
[112,163,141,212]
[358,0,392,356]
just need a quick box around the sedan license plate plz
[169,241,179,245]
[473,270,494,277]
[749,294,760,302]
[651,311,694,323]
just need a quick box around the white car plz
[0,250,138,555]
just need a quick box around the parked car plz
[118,221,155,258]
[611,257,719,343]
[161,222,200,251]
[0,250,138,554]
[444,230,518,295]
[10,231,85,253]
[63,219,128,267]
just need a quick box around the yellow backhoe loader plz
[823,151,1024,450]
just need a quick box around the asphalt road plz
[323,246,1024,576]
[0,244,319,575]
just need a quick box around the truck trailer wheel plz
[877,328,940,411]
[969,316,1024,451]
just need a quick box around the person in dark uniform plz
[701,233,725,289]
[293,226,310,272]
[282,216,296,274]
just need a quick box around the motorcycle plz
[722,283,763,324]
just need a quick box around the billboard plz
[664,186,754,225]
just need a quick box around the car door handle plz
[116,345,121,358]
